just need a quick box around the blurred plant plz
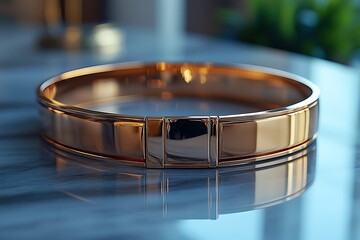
[217,0,360,64]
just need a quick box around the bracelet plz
[51,140,316,218]
[38,62,319,168]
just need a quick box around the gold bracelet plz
[38,62,319,168]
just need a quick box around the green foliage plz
[218,0,360,63]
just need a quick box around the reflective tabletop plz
[1,26,360,239]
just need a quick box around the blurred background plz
[1,0,360,64]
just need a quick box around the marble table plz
[1,25,359,240]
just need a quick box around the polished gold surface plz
[51,141,316,219]
[38,62,319,168]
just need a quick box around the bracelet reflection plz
[48,142,316,220]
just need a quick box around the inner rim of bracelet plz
[43,64,312,116]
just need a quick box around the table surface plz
[1,25,360,240]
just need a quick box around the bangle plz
[51,140,316,218]
[38,62,319,168]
